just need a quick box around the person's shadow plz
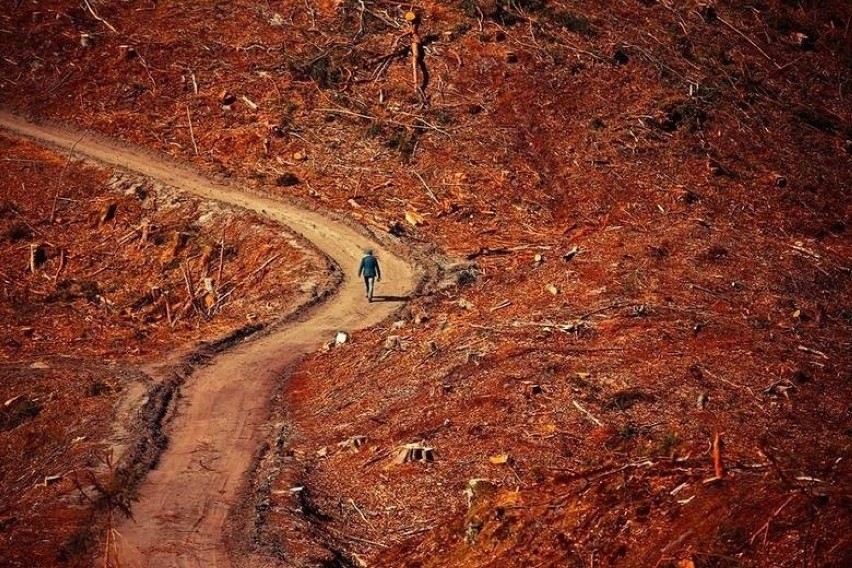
[371,295,410,303]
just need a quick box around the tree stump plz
[394,443,434,464]
[99,202,117,225]
[29,244,46,273]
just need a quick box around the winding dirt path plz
[0,111,418,567]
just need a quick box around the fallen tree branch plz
[796,345,829,360]
[49,135,85,223]
[216,228,225,289]
[572,400,603,427]
[717,15,781,69]
[702,367,769,415]
[314,108,451,137]
[182,262,200,318]
[10,194,46,238]
[53,249,66,280]
[83,0,119,35]
[185,104,199,156]
[326,526,390,549]
[513,320,585,333]
[412,171,438,204]
[47,69,76,95]
[580,301,633,320]
[750,494,796,545]
[245,253,283,280]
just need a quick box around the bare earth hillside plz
[0,134,331,566]
[0,1,849,567]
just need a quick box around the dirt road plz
[0,111,418,567]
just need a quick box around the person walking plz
[358,249,381,302]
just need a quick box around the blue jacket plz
[358,254,381,278]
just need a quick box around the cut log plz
[406,12,422,94]
[384,335,401,350]
[524,382,543,397]
[44,475,63,486]
[464,478,497,507]
[162,292,173,326]
[489,454,510,465]
[405,210,424,226]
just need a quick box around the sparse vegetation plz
[289,54,342,89]
[276,172,301,187]
[552,10,595,37]
[1,0,849,566]
[384,128,419,163]
[0,135,331,566]
[0,398,41,432]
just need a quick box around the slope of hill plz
[0,132,332,566]
[0,1,849,566]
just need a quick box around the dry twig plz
[83,0,119,34]
[216,228,225,289]
[412,171,438,204]
[185,104,199,156]
[750,494,796,545]
[572,400,603,427]
[717,15,781,69]
[49,135,85,223]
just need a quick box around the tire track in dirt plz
[0,111,418,567]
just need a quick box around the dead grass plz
[0,0,849,566]
[0,136,331,565]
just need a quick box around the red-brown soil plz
[0,134,331,567]
[0,112,419,568]
[0,135,329,360]
[1,0,850,567]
